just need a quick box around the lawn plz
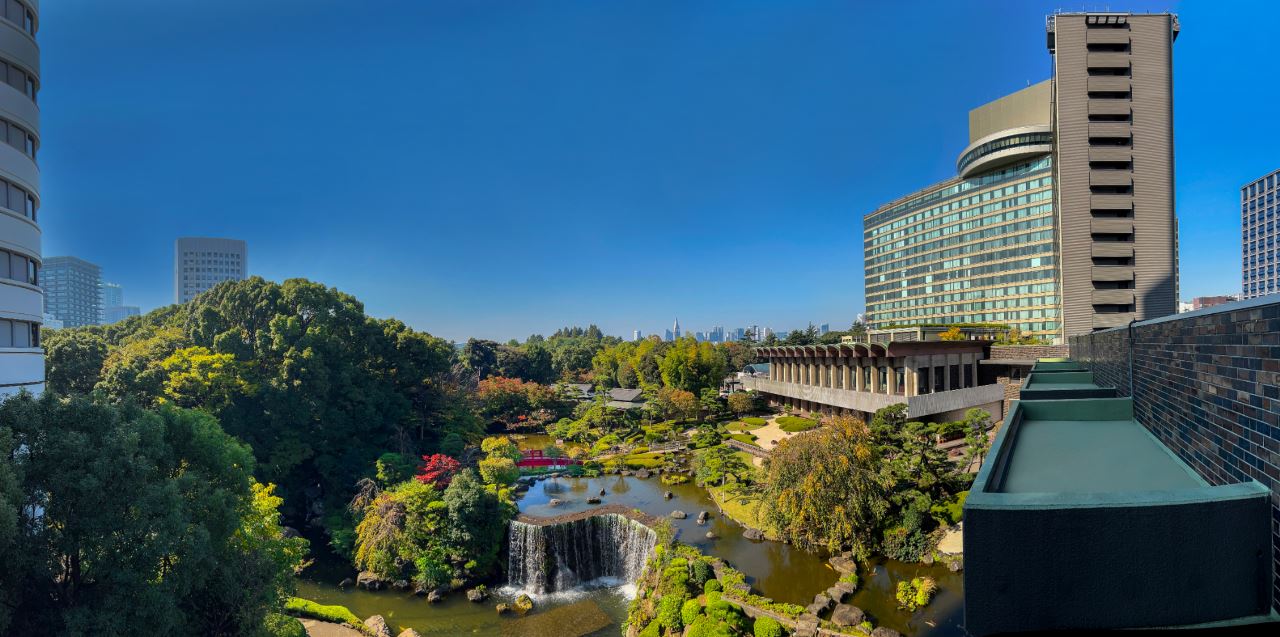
[742,416,768,427]
[776,416,819,433]
[707,484,763,531]
[724,421,765,432]
[618,451,666,469]
[727,433,759,447]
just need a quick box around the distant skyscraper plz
[43,256,102,328]
[175,237,247,303]
[1242,168,1278,299]
[101,282,123,309]
[672,318,681,339]
[632,330,641,341]
[819,323,830,335]
[0,1,44,398]
[664,329,673,341]
[104,306,140,323]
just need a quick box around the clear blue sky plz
[37,1,1278,342]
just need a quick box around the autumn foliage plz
[415,454,461,487]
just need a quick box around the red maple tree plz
[415,454,461,488]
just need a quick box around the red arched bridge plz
[516,449,582,468]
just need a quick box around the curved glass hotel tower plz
[865,13,1180,343]
[0,0,40,398]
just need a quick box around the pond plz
[296,474,964,636]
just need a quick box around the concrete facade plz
[1242,168,1278,299]
[0,0,40,399]
[1070,295,1280,613]
[174,237,247,303]
[744,342,1004,422]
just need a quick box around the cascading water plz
[507,514,657,594]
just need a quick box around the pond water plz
[296,475,965,637]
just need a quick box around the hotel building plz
[174,237,247,303]
[0,0,40,398]
[1242,168,1278,299]
[865,12,1180,343]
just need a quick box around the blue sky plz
[37,1,1278,342]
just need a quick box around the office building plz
[175,237,247,303]
[864,12,1179,342]
[100,281,140,324]
[1242,168,1278,299]
[0,0,41,398]
[632,330,641,341]
[42,257,100,328]
[672,318,681,340]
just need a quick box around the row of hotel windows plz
[1245,219,1274,238]
[868,191,1053,256]
[871,303,1060,324]
[868,241,1054,291]
[1244,174,1276,198]
[781,363,982,396]
[872,319,1060,336]
[0,318,38,348]
[867,227,1056,278]
[868,207,1054,267]
[0,115,35,159]
[867,176,1053,246]
[0,57,36,102]
[1244,194,1275,210]
[956,133,1054,175]
[865,157,1052,231]
[870,287,1058,313]
[0,174,35,221]
[1,0,32,36]
[868,256,1056,299]
[0,248,36,285]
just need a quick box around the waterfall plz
[507,514,657,594]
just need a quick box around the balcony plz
[1086,29,1131,45]
[1092,242,1134,259]
[1092,312,1136,329]
[1090,170,1133,187]
[1087,76,1131,93]
[1092,289,1136,305]
[1091,218,1134,234]
[1090,194,1133,211]
[1092,266,1134,282]
[1087,52,1131,69]
[1089,122,1132,139]
[1089,146,1132,163]
[1088,100,1132,117]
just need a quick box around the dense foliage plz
[0,393,306,636]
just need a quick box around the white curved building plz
[0,0,41,399]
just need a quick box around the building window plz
[933,366,945,393]
[964,363,974,388]
[878,366,888,392]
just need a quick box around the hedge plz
[283,597,362,627]
[775,416,818,433]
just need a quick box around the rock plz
[636,469,651,479]
[495,603,511,615]
[413,583,429,596]
[363,615,393,637]
[587,497,601,504]
[281,526,300,539]
[392,579,410,591]
[338,577,355,589]
[670,510,687,519]
[742,528,764,541]
[466,587,488,602]
[870,628,902,637]
[805,602,827,617]
[828,555,858,575]
[833,580,857,595]
[810,593,833,613]
[549,498,563,507]
[514,593,534,615]
[426,589,443,603]
[696,511,709,523]
[705,531,717,540]
[356,571,386,590]
[663,491,673,500]
[398,630,423,637]
[830,604,866,627]
[795,616,820,637]
[826,586,848,603]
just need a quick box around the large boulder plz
[635,469,651,479]
[392,579,410,591]
[705,531,717,540]
[363,615,393,637]
[663,491,673,500]
[466,587,488,603]
[833,580,858,596]
[426,589,444,603]
[742,528,764,541]
[828,554,858,575]
[356,571,386,590]
[514,593,535,615]
[587,497,601,505]
[830,604,866,627]
[599,488,607,496]
[549,498,563,507]
[495,603,511,615]
[696,511,709,523]
[670,510,687,519]
[871,628,902,637]
[826,586,848,604]
[808,593,833,614]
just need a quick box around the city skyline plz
[31,1,1280,343]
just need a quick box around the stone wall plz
[988,344,1070,360]
[1070,297,1280,611]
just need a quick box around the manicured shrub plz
[743,417,768,426]
[753,616,785,637]
[689,559,713,588]
[705,590,722,605]
[658,594,687,632]
[682,598,703,625]
[638,619,662,637]
[686,616,735,637]
[703,578,722,594]
[283,598,361,627]
[263,613,306,637]
[776,416,818,433]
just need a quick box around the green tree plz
[726,392,754,417]
[695,445,748,486]
[442,469,513,574]
[42,329,109,394]
[461,339,500,379]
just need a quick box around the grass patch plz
[727,433,759,447]
[620,451,665,469]
[283,597,361,627]
[742,417,768,427]
[776,416,818,433]
[724,421,764,432]
[707,484,763,531]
